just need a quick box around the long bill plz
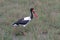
[32,10,38,18]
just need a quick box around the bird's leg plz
[12,26,17,34]
[23,32,27,36]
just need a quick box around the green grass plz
[0,0,60,40]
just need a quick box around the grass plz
[0,0,60,40]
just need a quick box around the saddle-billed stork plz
[12,8,38,27]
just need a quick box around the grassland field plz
[0,0,60,40]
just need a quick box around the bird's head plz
[30,8,38,18]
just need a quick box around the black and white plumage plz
[12,8,38,27]
[13,17,31,27]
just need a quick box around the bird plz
[12,8,38,27]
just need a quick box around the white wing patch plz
[24,16,31,20]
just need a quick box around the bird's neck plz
[30,11,33,19]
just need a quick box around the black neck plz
[30,11,33,19]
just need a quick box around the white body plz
[23,16,31,27]
[24,16,31,21]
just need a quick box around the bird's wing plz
[15,18,29,25]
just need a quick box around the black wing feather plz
[13,18,29,25]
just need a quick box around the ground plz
[0,0,60,40]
